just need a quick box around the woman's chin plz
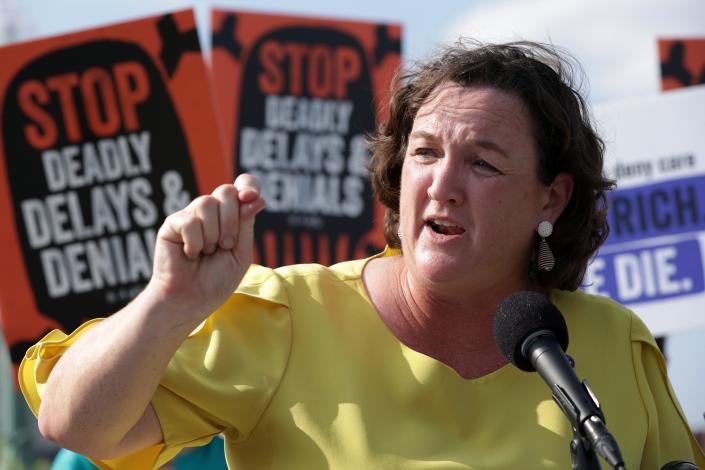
[411,250,472,285]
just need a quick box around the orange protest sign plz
[0,9,227,373]
[659,38,705,91]
[211,9,401,267]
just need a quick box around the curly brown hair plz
[368,39,615,291]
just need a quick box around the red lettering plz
[283,42,307,96]
[15,61,152,147]
[18,80,58,149]
[307,45,332,98]
[335,46,361,99]
[258,40,285,95]
[46,73,82,142]
[114,61,149,131]
[257,40,363,98]
[81,67,120,137]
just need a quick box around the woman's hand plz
[146,173,266,324]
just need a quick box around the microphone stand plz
[524,336,626,469]
[570,432,601,470]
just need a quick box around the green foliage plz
[0,438,52,470]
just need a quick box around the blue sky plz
[5,0,705,103]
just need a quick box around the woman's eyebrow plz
[409,130,438,142]
[409,129,509,160]
[473,139,509,159]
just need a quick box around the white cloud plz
[444,0,705,103]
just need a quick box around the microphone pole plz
[493,292,627,470]
[524,332,623,470]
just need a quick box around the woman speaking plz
[19,40,705,469]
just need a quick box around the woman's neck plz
[364,256,522,379]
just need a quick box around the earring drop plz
[537,221,555,272]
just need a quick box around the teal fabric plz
[51,449,98,470]
[50,437,226,469]
[173,437,225,470]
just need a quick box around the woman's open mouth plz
[427,220,465,236]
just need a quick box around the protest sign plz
[586,86,705,334]
[211,9,401,266]
[0,10,227,367]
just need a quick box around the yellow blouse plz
[20,252,705,469]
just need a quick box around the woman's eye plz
[473,159,499,172]
[413,148,435,158]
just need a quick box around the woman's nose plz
[427,158,464,205]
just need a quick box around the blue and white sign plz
[584,85,705,335]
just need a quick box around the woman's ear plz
[543,172,574,221]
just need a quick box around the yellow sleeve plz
[629,312,705,468]
[18,265,292,470]
[18,320,165,470]
[151,289,291,467]
[18,319,102,418]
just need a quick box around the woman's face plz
[399,83,559,294]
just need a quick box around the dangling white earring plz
[397,226,403,241]
[537,221,555,272]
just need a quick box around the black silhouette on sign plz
[158,14,201,77]
[661,41,705,88]
[374,25,401,66]
[212,14,242,61]
[661,42,692,87]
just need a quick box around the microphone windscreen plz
[660,462,700,470]
[493,291,569,371]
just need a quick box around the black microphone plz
[660,462,700,470]
[493,291,626,469]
